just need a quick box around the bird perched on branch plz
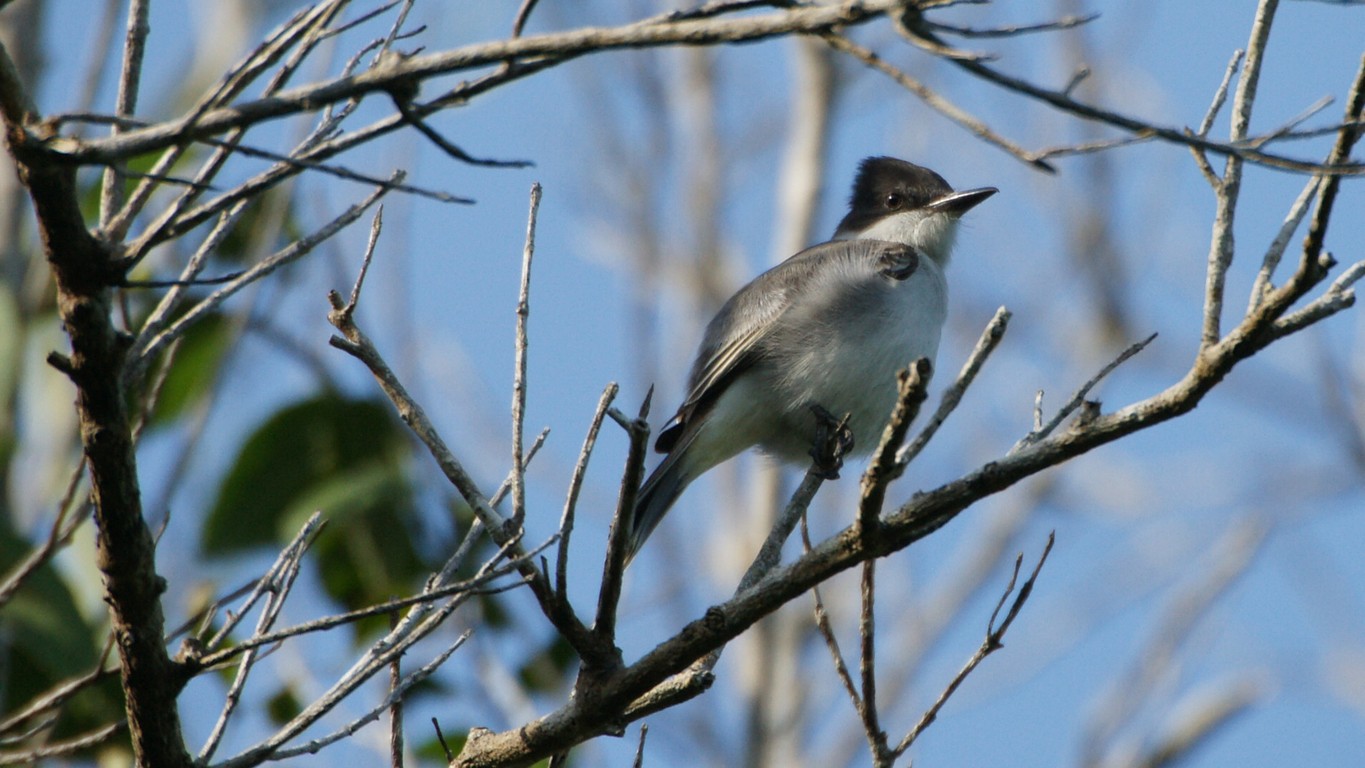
[624,156,996,563]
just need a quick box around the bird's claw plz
[809,404,854,479]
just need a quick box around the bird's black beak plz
[928,187,997,216]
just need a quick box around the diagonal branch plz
[48,0,911,165]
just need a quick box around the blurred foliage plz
[144,311,232,427]
[266,685,302,726]
[518,635,578,694]
[0,515,125,753]
[202,395,430,626]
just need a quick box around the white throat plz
[836,210,960,267]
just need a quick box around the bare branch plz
[591,393,654,666]
[1013,333,1159,452]
[0,722,125,766]
[1250,175,1323,311]
[511,183,542,529]
[821,33,1056,172]
[1300,52,1365,271]
[192,557,537,671]
[0,460,89,609]
[558,383,620,601]
[96,0,149,229]
[892,533,1054,757]
[0,636,115,736]
[388,609,404,768]
[261,633,470,765]
[858,561,887,766]
[54,1,913,165]
[898,307,1011,470]
[395,99,532,168]
[803,515,863,719]
[1202,0,1279,348]
[327,256,598,659]
[197,513,322,763]
[1189,50,1243,188]
[859,359,932,535]
[136,174,397,367]
[926,12,1099,39]
[934,27,1360,176]
[510,0,543,38]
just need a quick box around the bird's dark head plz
[834,156,996,266]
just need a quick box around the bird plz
[623,156,996,564]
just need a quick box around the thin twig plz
[328,259,597,657]
[1028,134,1152,164]
[198,512,321,762]
[1299,53,1365,274]
[372,0,418,67]
[1249,176,1322,311]
[192,549,542,670]
[931,23,1356,176]
[354,206,384,310]
[203,513,325,653]
[631,723,649,768]
[0,461,89,609]
[821,33,1055,173]
[802,515,863,718]
[103,3,343,243]
[622,466,828,721]
[511,0,543,38]
[136,174,397,367]
[97,0,149,229]
[0,722,125,766]
[395,100,533,168]
[892,533,1054,757]
[1271,259,1365,338]
[58,1,910,165]
[859,359,932,535]
[1202,0,1279,348]
[558,383,619,601]
[511,184,542,529]
[125,203,248,386]
[263,633,470,763]
[926,12,1098,38]
[389,609,405,768]
[1190,50,1243,188]
[898,307,1010,471]
[858,560,886,765]
[1012,333,1158,452]
[1248,94,1334,148]
[217,510,529,768]
[0,637,115,735]
[592,391,653,657]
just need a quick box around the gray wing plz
[654,239,918,452]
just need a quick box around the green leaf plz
[202,394,411,553]
[202,393,431,617]
[266,685,303,725]
[0,517,123,746]
[144,312,232,427]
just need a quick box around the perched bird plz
[624,156,995,563]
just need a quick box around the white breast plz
[758,255,948,461]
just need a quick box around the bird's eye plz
[884,193,903,209]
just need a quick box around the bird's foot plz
[809,404,854,479]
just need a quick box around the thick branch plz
[1,46,190,768]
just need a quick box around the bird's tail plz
[623,452,693,566]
